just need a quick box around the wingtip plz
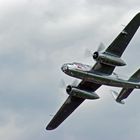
[135,12,140,17]
[46,124,57,131]
[46,126,54,131]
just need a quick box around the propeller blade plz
[97,42,105,52]
[84,49,92,58]
[59,79,66,89]
[71,79,79,87]
[84,42,105,58]
[60,79,79,89]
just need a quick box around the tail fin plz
[129,69,140,82]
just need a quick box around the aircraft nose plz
[61,64,68,72]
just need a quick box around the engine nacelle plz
[93,52,126,66]
[66,85,99,100]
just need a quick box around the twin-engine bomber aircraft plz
[46,13,140,130]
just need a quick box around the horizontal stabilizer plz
[111,90,125,104]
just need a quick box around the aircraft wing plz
[91,13,140,75]
[46,81,101,130]
[105,13,140,57]
[46,96,84,130]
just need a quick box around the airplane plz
[46,13,140,130]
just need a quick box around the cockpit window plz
[67,63,72,65]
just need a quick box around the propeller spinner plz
[85,42,105,60]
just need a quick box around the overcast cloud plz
[0,0,140,140]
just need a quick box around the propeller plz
[93,43,105,60]
[60,79,79,89]
[59,79,66,89]
[84,42,105,58]
[60,79,79,95]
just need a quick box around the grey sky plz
[0,0,140,140]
